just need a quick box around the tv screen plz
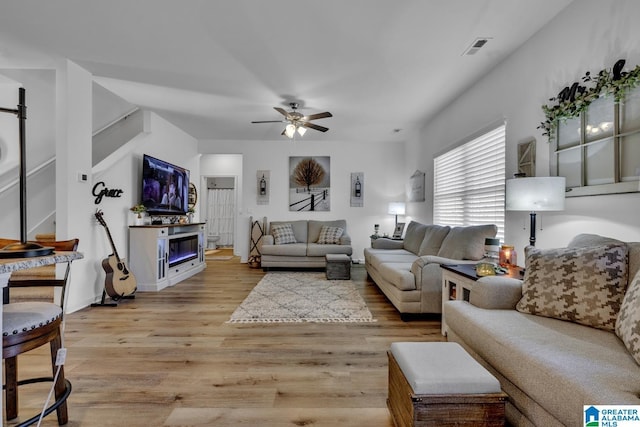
[141,154,190,215]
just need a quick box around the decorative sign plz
[92,181,123,204]
[517,138,536,177]
[409,170,425,202]
[257,170,270,205]
[350,172,364,207]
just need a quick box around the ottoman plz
[387,342,505,427]
[325,253,351,280]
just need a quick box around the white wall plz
[198,139,406,262]
[87,111,199,312]
[1,61,199,313]
[0,70,57,238]
[407,0,640,256]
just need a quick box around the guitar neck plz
[103,224,121,262]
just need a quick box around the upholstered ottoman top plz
[390,342,501,394]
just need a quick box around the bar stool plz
[2,238,79,426]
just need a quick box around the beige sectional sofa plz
[261,219,352,269]
[364,221,497,316]
[444,234,640,427]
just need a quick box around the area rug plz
[227,272,376,323]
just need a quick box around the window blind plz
[433,124,505,241]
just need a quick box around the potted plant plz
[130,204,146,225]
[187,207,195,223]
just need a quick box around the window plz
[433,124,506,241]
[552,86,640,197]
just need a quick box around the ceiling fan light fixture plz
[297,126,306,136]
[285,123,296,138]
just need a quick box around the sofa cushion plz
[377,262,416,291]
[260,242,308,257]
[402,221,428,254]
[271,223,297,245]
[516,244,628,331]
[437,224,497,260]
[308,220,347,244]
[316,225,343,244]
[307,243,353,257]
[418,225,451,256]
[616,268,640,365]
[365,249,419,270]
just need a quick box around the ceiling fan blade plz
[302,122,329,132]
[274,107,290,118]
[251,120,285,124]
[304,112,333,121]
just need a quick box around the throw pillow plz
[516,244,628,331]
[317,226,344,244]
[616,268,640,365]
[271,223,297,245]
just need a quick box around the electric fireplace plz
[168,234,199,268]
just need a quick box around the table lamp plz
[506,176,565,247]
[388,202,406,227]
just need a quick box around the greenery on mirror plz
[539,59,640,140]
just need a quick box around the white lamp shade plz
[297,126,306,136]
[506,177,566,211]
[285,124,296,138]
[388,202,406,215]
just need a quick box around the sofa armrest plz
[340,235,352,245]
[469,276,523,309]
[371,238,404,249]
[263,234,274,245]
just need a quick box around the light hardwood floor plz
[8,251,444,426]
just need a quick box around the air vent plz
[462,37,491,56]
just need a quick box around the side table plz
[441,263,523,336]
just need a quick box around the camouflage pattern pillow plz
[516,244,628,331]
[616,269,640,365]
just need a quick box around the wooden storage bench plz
[387,342,506,427]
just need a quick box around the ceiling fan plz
[251,102,332,138]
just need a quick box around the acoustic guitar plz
[95,210,137,299]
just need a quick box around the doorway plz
[205,176,236,249]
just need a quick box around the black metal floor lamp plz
[0,87,53,258]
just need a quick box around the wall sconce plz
[506,176,566,246]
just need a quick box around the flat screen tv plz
[141,154,190,215]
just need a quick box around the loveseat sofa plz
[364,221,497,316]
[444,234,640,427]
[261,219,352,269]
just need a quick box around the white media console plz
[129,223,206,291]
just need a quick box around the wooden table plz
[441,263,523,336]
[0,251,83,423]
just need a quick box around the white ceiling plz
[0,0,572,144]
